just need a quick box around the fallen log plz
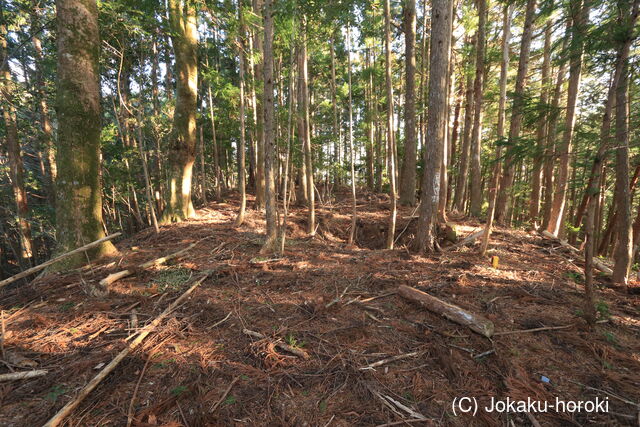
[0,233,121,288]
[43,273,211,427]
[444,230,484,251]
[398,285,494,338]
[99,237,211,287]
[540,230,613,275]
[0,370,47,382]
[242,329,310,359]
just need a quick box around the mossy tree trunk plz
[161,0,198,223]
[53,0,117,269]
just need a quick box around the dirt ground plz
[1,191,639,426]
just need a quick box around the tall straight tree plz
[612,61,631,284]
[399,0,417,206]
[495,0,537,224]
[298,19,315,235]
[1,8,32,265]
[384,0,398,249]
[416,0,452,252]
[546,0,589,235]
[468,0,487,217]
[235,3,247,227]
[481,4,513,255]
[261,0,277,254]
[162,0,198,223]
[53,0,117,267]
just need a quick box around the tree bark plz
[347,24,358,246]
[468,0,486,218]
[399,0,417,206]
[260,0,277,253]
[161,0,198,223]
[495,0,537,225]
[546,0,589,235]
[235,5,247,227]
[416,0,452,252]
[384,0,398,249]
[53,0,117,269]
[298,21,315,235]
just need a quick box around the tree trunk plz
[298,21,315,235]
[480,4,513,255]
[529,18,552,226]
[347,24,358,246]
[495,0,537,224]
[468,0,487,217]
[260,0,277,253]
[546,0,589,235]
[235,6,247,226]
[383,0,398,249]
[52,0,117,269]
[1,16,33,266]
[253,0,266,209]
[416,0,452,252]
[452,37,475,213]
[612,60,631,284]
[399,0,417,206]
[161,0,198,223]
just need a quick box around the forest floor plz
[1,190,639,426]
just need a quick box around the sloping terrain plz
[1,193,639,426]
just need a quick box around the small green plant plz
[566,271,584,283]
[224,395,237,405]
[46,385,66,402]
[596,300,610,319]
[59,302,75,312]
[152,267,192,292]
[171,385,188,396]
[318,400,328,413]
[240,374,249,381]
[602,331,618,345]
[285,334,305,349]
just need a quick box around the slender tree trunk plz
[330,34,340,187]
[253,0,266,209]
[136,108,160,234]
[529,18,552,225]
[52,0,117,269]
[416,0,452,252]
[260,0,277,253]
[347,24,358,246]
[161,0,198,223]
[1,15,33,265]
[280,39,296,254]
[612,61,631,284]
[235,7,248,226]
[468,0,487,217]
[384,0,398,249]
[495,0,537,224]
[546,0,589,235]
[31,7,57,206]
[480,4,513,255]
[298,20,315,235]
[452,38,475,213]
[399,0,417,206]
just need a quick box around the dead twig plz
[210,377,240,412]
[43,273,212,427]
[0,370,47,381]
[493,324,573,336]
[208,312,232,329]
[242,329,310,359]
[359,351,422,371]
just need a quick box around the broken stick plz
[242,329,310,359]
[541,230,613,275]
[359,351,422,370]
[99,237,211,287]
[43,273,211,427]
[0,233,121,288]
[0,370,47,382]
[398,285,494,338]
[444,230,484,251]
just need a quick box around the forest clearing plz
[1,0,640,425]
[1,193,639,426]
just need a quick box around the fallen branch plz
[444,230,484,251]
[99,237,211,287]
[210,376,239,412]
[0,370,47,382]
[0,233,121,288]
[398,285,494,338]
[366,383,427,421]
[359,351,422,371]
[493,324,574,336]
[540,231,612,275]
[43,273,211,427]
[242,329,310,359]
